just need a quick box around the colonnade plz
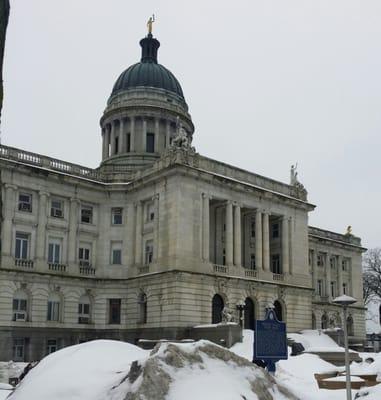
[202,195,292,275]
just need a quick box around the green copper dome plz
[111,34,185,101]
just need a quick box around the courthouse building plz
[0,30,366,361]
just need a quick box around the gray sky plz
[2,0,381,248]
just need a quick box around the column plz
[130,117,135,152]
[110,121,115,156]
[325,253,331,300]
[142,119,147,152]
[255,209,262,270]
[135,202,143,265]
[119,118,125,153]
[154,118,160,152]
[68,198,79,264]
[233,204,241,266]
[281,216,289,275]
[225,201,233,266]
[202,194,210,262]
[2,184,16,256]
[125,203,135,266]
[106,125,111,157]
[337,255,343,295]
[289,217,293,274]
[262,212,270,271]
[166,120,171,148]
[102,128,108,160]
[312,250,318,296]
[36,191,48,260]
[153,194,160,261]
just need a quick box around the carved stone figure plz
[221,306,233,323]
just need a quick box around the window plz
[109,299,121,324]
[13,297,27,321]
[47,295,60,322]
[81,206,93,224]
[78,244,91,266]
[222,248,226,266]
[146,202,155,222]
[330,257,336,269]
[145,241,153,265]
[271,254,281,274]
[51,199,63,218]
[78,296,91,324]
[46,339,57,354]
[330,281,336,298]
[111,242,122,265]
[111,208,123,225]
[15,232,29,259]
[146,133,155,153]
[317,280,323,296]
[18,193,32,212]
[250,254,256,270]
[48,239,61,264]
[138,293,147,324]
[114,136,119,154]
[272,223,279,239]
[126,133,131,152]
[342,259,349,271]
[13,338,25,361]
[343,283,347,295]
[250,220,255,238]
[317,254,324,267]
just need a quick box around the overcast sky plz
[2,1,381,249]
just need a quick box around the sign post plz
[253,307,288,374]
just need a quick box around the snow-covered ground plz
[2,330,381,400]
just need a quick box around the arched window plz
[212,294,224,324]
[312,313,316,329]
[138,293,147,324]
[78,295,91,324]
[47,293,61,322]
[347,316,354,336]
[244,298,256,330]
[321,313,328,329]
[13,291,28,321]
[274,300,283,321]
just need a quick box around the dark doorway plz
[244,297,255,330]
[212,294,224,324]
[274,300,283,321]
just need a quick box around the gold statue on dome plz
[346,225,353,235]
[147,14,155,34]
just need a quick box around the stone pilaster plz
[153,194,160,262]
[312,250,318,296]
[36,191,49,260]
[202,193,210,262]
[119,118,125,153]
[110,121,115,156]
[135,202,143,265]
[255,209,262,270]
[102,128,108,160]
[142,119,147,152]
[326,252,331,300]
[233,203,241,266]
[225,201,233,266]
[130,117,135,152]
[68,198,79,265]
[281,216,289,274]
[166,120,171,148]
[154,118,160,152]
[262,212,270,271]
[2,184,16,256]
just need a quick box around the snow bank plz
[288,330,340,351]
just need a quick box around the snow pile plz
[9,339,298,400]
[288,329,342,352]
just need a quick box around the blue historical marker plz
[253,307,288,373]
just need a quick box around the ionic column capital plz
[4,183,17,191]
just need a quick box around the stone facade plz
[0,32,366,361]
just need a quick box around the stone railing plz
[308,226,362,247]
[14,259,34,268]
[138,266,150,275]
[272,273,284,281]
[213,264,228,274]
[0,144,101,181]
[48,263,67,272]
[245,269,257,278]
[79,266,96,275]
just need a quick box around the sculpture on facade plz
[290,163,308,201]
[290,163,298,185]
[221,306,234,323]
[147,15,155,34]
[171,116,195,151]
[346,226,353,236]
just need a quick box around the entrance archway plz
[244,297,255,330]
[212,294,224,324]
[274,300,283,321]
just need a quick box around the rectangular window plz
[146,133,155,153]
[222,248,226,266]
[46,339,57,354]
[317,280,323,296]
[79,245,91,266]
[47,301,60,321]
[111,208,123,225]
[272,223,279,239]
[271,254,281,274]
[48,240,61,264]
[112,249,122,265]
[78,303,90,324]
[81,206,93,224]
[250,220,255,238]
[317,254,324,267]
[15,232,29,259]
[114,136,119,154]
[342,259,349,271]
[109,299,121,324]
[330,257,336,269]
[146,202,155,222]
[12,338,25,361]
[126,133,131,152]
[145,241,153,265]
[343,283,347,295]
[18,193,32,212]
[330,281,336,298]
[13,299,27,321]
[51,199,64,218]
[250,254,256,270]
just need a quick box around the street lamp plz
[333,294,357,400]
[236,301,245,328]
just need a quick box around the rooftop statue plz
[147,14,155,35]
